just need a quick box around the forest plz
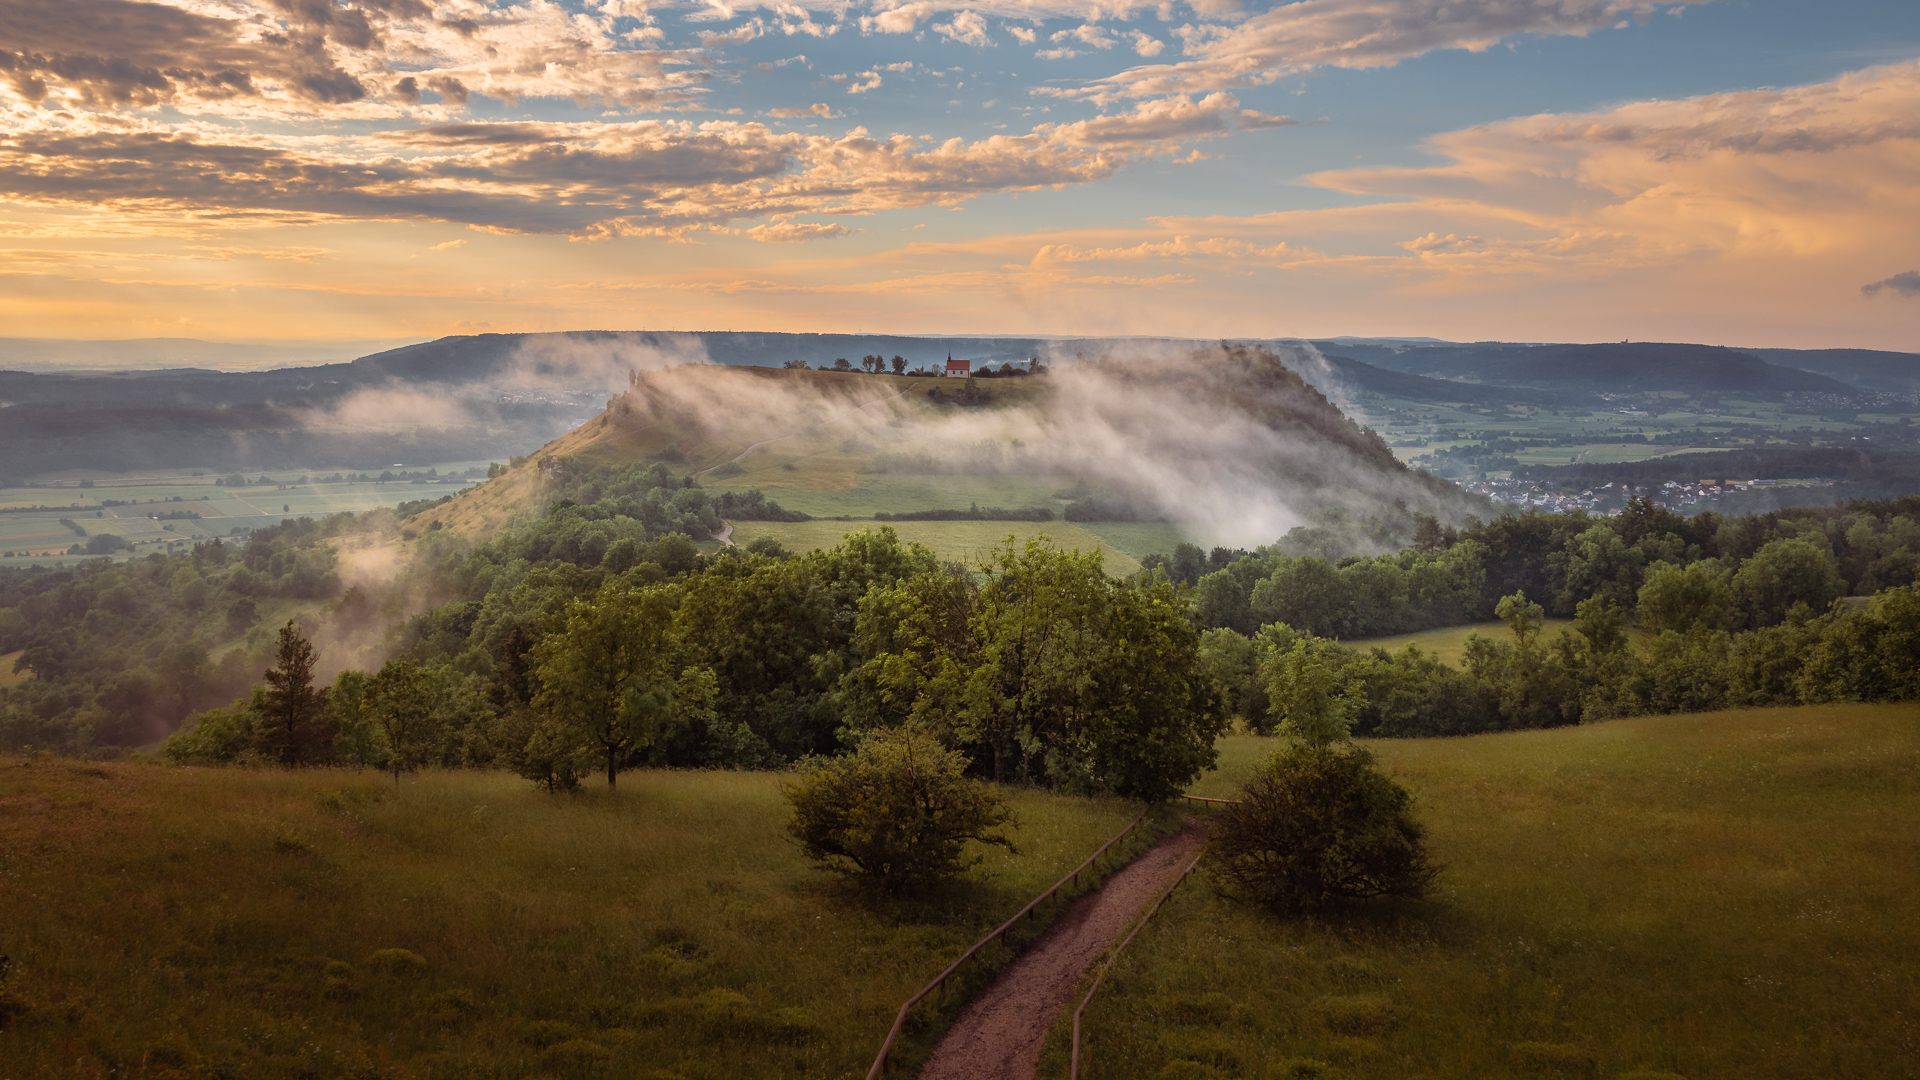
[4,448,1919,780]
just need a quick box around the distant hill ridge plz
[1311,340,1861,398]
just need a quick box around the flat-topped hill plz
[415,344,1479,551]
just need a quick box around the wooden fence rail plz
[1067,845,1207,1080]
[864,807,1150,1080]
[1067,793,1240,1079]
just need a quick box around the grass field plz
[0,464,489,565]
[707,471,1079,519]
[0,761,1159,1080]
[729,520,1163,575]
[1055,705,1920,1080]
[1344,620,1575,663]
[0,650,26,691]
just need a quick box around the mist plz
[612,343,1469,552]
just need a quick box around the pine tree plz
[259,621,332,766]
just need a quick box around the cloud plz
[1083,0,1717,98]
[1862,270,1920,297]
[1288,58,1920,281]
[1008,25,1036,43]
[766,103,842,118]
[739,221,853,242]
[1034,234,1298,262]
[934,10,992,46]
[698,18,766,45]
[0,108,1226,237]
[862,3,934,33]
[1053,23,1117,49]
[1130,30,1165,57]
[1046,92,1292,147]
[429,239,467,251]
[847,69,884,93]
[0,0,703,119]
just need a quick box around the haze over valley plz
[5,2,1920,1078]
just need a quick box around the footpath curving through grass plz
[0,762,1156,1079]
[1056,705,1920,1080]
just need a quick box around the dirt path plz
[712,520,734,546]
[917,823,1206,1080]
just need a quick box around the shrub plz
[784,728,1016,892]
[520,1019,579,1047]
[764,1006,823,1042]
[364,948,428,974]
[1208,742,1438,912]
[542,1038,614,1074]
[1272,1059,1350,1080]
[1510,1042,1593,1073]
[163,706,259,765]
[1313,994,1397,1035]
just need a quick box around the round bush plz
[784,728,1015,892]
[1208,742,1438,912]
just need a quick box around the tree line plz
[1184,496,1920,737]
[164,532,1223,803]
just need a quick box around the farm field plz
[1343,619,1576,663]
[1061,705,1920,1080]
[0,464,489,564]
[728,519,1159,575]
[0,650,25,690]
[0,759,1160,1080]
[705,470,1080,519]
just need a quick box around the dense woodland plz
[4,456,1919,785]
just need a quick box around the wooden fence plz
[1068,794,1239,1079]
[864,807,1150,1079]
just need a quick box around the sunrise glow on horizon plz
[3,0,1918,349]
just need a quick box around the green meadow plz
[0,759,1156,1079]
[0,465,488,565]
[1057,705,1920,1080]
[728,520,1181,576]
[7,705,1916,1079]
[1343,620,1576,664]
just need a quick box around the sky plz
[3,0,1919,349]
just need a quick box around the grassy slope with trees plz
[1056,706,1920,1080]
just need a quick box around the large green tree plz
[365,658,438,783]
[533,583,681,788]
[966,537,1110,783]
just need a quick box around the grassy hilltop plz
[6,704,1918,1079]
[411,347,1480,561]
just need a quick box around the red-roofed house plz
[943,352,970,378]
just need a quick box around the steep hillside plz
[417,344,1481,551]
[1315,340,1855,398]
[1743,346,1920,393]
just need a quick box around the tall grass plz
[0,761,1151,1079]
[1056,706,1920,1079]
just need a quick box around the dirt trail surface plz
[917,823,1206,1080]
